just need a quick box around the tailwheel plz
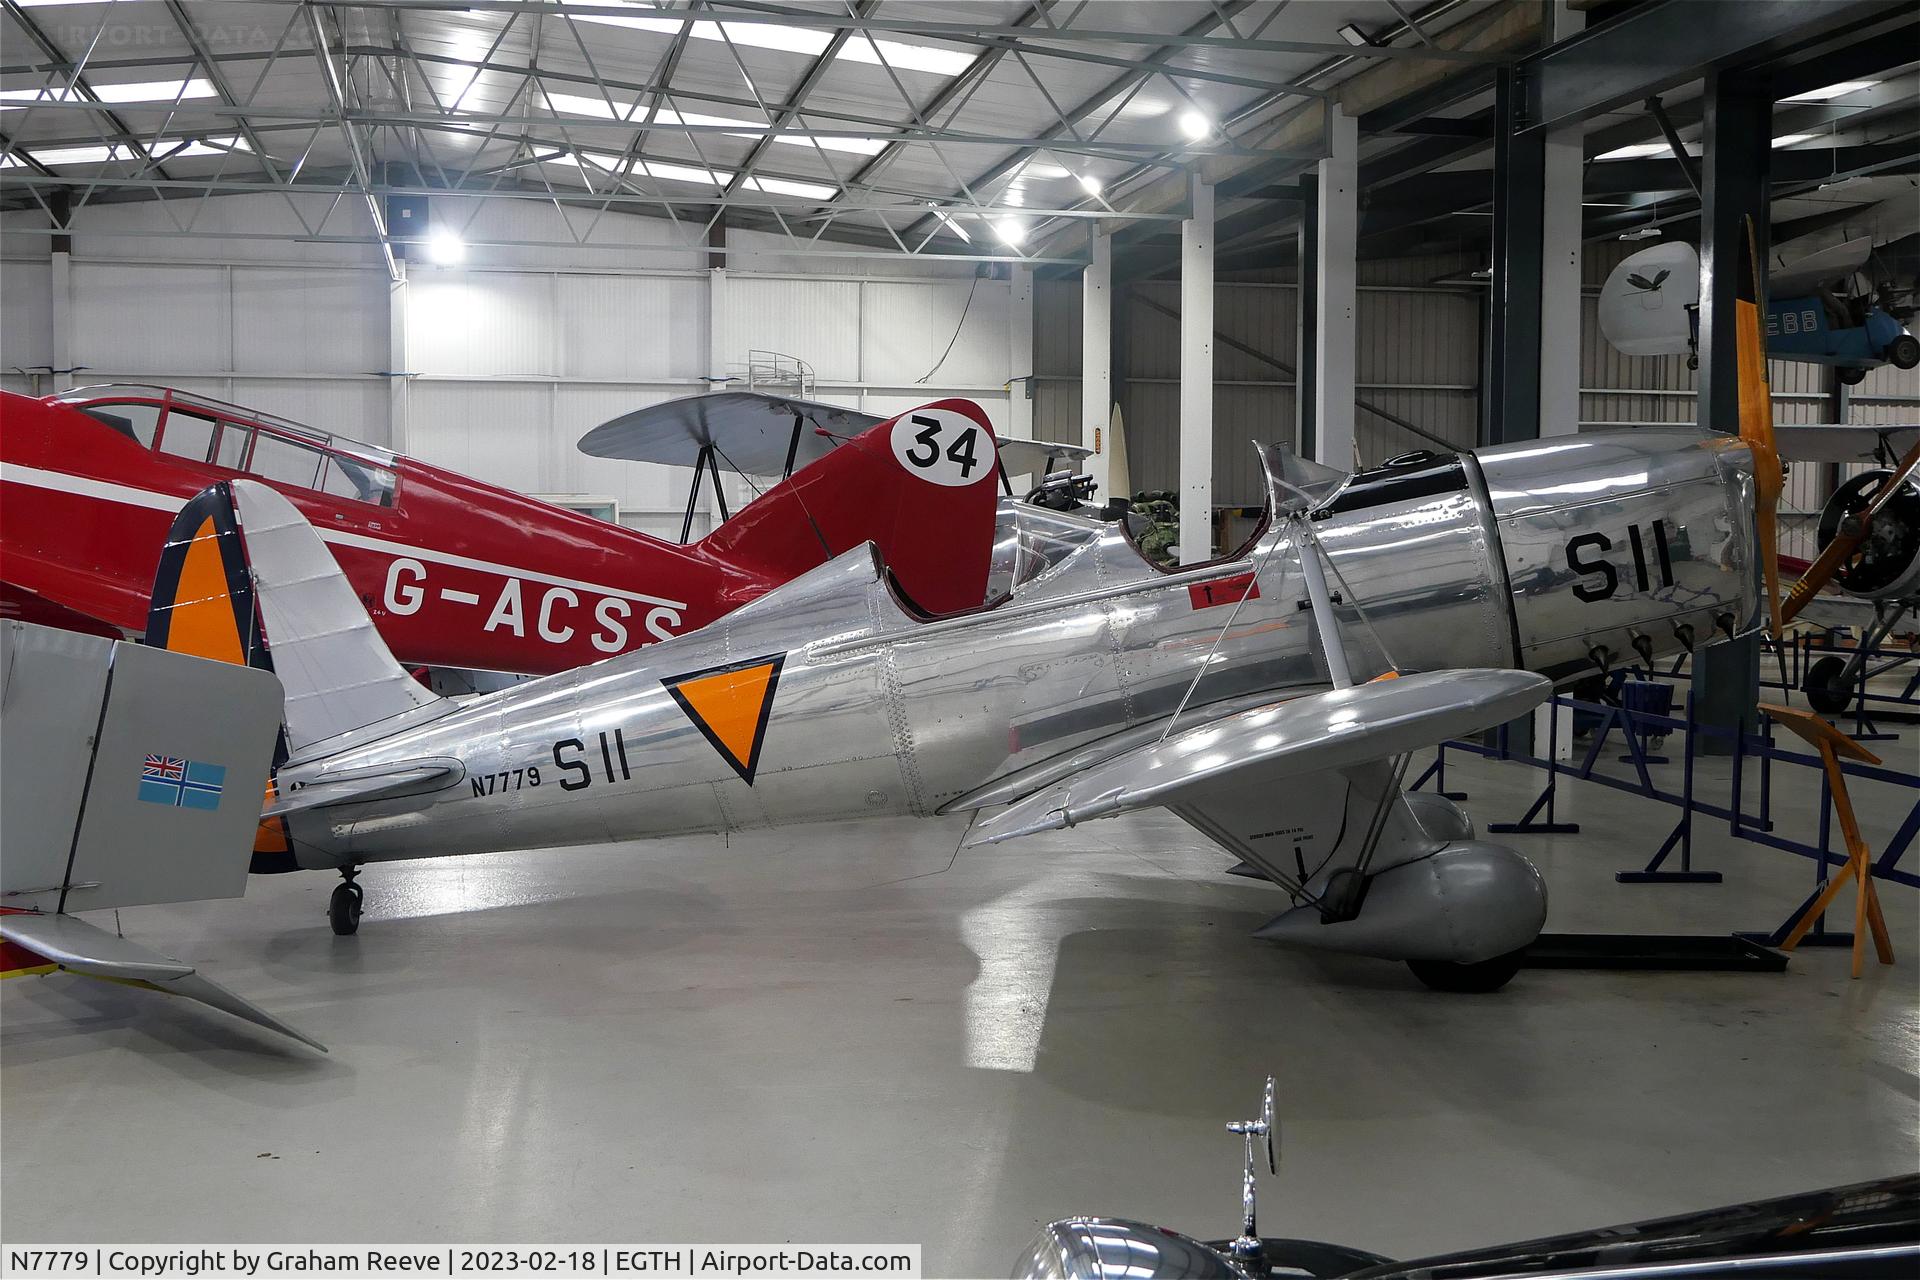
[328,872,364,936]
[1802,654,1853,716]
[1407,949,1526,993]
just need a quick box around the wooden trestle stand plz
[1760,704,1896,978]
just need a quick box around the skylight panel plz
[564,149,832,199]
[555,3,969,76]
[2,78,216,108]
[838,33,975,77]
[543,89,884,154]
[166,135,252,158]
[1782,79,1878,103]
[93,78,217,104]
[31,143,134,165]
[745,175,837,200]
[1594,140,1699,161]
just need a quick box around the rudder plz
[149,480,449,763]
[697,399,1001,615]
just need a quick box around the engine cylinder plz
[1816,469,1920,601]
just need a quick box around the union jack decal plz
[143,755,186,781]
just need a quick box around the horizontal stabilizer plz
[262,758,464,817]
[968,669,1550,845]
[0,912,324,1051]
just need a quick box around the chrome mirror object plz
[1224,1075,1279,1269]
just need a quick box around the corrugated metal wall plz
[1035,250,1484,505]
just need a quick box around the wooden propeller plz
[1734,215,1784,639]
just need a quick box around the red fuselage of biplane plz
[0,389,775,675]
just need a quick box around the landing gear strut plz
[329,868,364,936]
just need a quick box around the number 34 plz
[890,409,993,487]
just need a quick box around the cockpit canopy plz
[53,384,399,508]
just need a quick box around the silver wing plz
[965,669,1553,965]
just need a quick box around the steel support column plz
[1313,106,1356,468]
[1296,173,1317,459]
[1008,262,1035,446]
[1180,173,1214,565]
[1694,67,1772,753]
[48,190,71,393]
[387,260,409,452]
[1082,226,1113,500]
[1483,66,1545,446]
[1538,2,1585,438]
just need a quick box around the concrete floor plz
[5,725,1917,1275]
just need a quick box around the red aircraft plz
[0,385,1003,675]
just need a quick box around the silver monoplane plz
[149,392,1764,990]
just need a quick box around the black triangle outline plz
[661,653,786,785]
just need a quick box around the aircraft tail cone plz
[1252,843,1547,964]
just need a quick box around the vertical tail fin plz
[697,399,1002,615]
[148,481,448,762]
[146,483,297,870]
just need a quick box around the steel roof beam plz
[1517,0,1907,137]
[4,100,1258,163]
[0,171,1187,220]
[0,219,1083,264]
[286,1,1495,64]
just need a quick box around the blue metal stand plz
[1409,741,1468,801]
[1618,693,1721,884]
[1488,710,1580,835]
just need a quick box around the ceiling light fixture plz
[1337,23,1372,47]
[1771,132,1818,148]
[1620,226,1662,241]
[1077,173,1103,195]
[427,228,466,265]
[994,217,1026,246]
[1179,109,1212,141]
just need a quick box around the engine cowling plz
[1816,468,1920,601]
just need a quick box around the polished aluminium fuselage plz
[280,431,1762,870]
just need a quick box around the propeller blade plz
[1736,215,1784,637]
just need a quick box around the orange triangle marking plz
[662,654,786,784]
[165,515,247,665]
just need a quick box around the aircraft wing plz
[1774,424,1920,463]
[580,391,877,473]
[1771,235,1874,298]
[967,669,1549,845]
[0,912,325,1052]
[999,437,1092,477]
[581,390,1084,479]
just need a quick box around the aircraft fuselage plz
[278,431,1762,871]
